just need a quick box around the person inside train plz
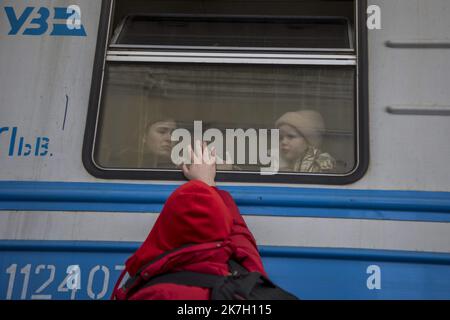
[107,115,177,169]
[275,109,336,173]
[140,117,177,168]
[112,141,297,300]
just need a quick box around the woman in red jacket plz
[112,142,270,300]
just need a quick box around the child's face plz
[145,121,177,158]
[279,124,308,162]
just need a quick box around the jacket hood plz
[126,180,233,276]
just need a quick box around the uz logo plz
[4,5,87,36]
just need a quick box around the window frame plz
[83,0,369,185]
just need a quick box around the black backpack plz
[139,260,299,300]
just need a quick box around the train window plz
[84,0,368,184]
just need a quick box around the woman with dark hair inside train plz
[140,118,177,168]
[275,110,336,173]
[107,115,177,169]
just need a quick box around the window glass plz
[114,15,352,49]
[94,63,355,174]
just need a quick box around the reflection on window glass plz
[94,63,355,174]
[115,15,352,49]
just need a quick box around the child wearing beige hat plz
[275,110,336,173]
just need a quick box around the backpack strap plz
[141,271,225,290]
[138,263,265,300]
[139,259,247,289]
[217,272,263,300]
[228,259,249,276]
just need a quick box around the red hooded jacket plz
[112,180,267,300]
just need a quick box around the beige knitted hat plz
[275,110,325,148]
